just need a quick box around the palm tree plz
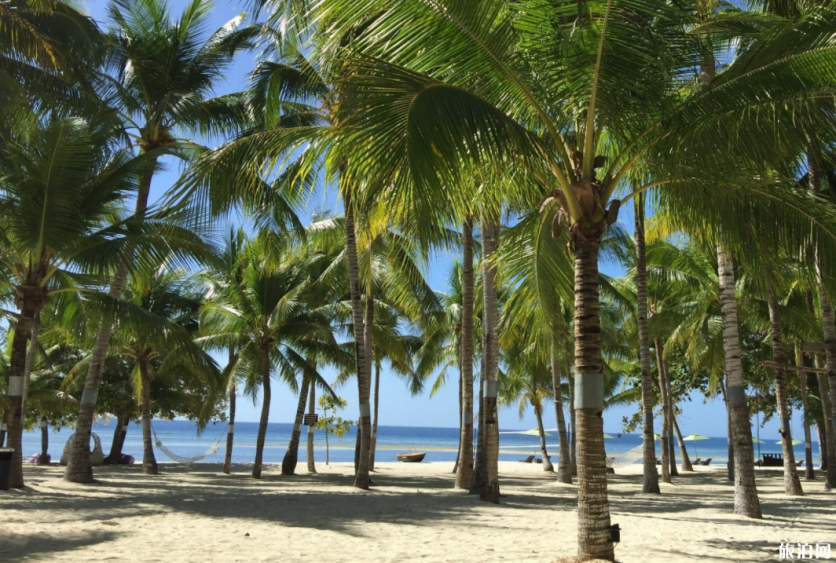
[0,114,157,488]
[199,234,340,478]
[315,0,836,551]
[65,0,257,482]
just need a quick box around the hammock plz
[611,445,645,468]
[151,424,223,464]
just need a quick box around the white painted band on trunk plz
[483,380,498,398]
[122,425,129,432]
[574,373,604,410]
[806,441,812,448]
[307,426,314,434]
[8,376,24,396]
[227,423,234,434]
[727,385,746,406]
[643,411,653,427]
[1,423,6,431]
[359,403,371,417]
[463,412,473,425]
[40,420,47,428]
[294,423,302,433]
[781,418,791,433]
[80,388,98,405]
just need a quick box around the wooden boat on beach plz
[396,452,426,463]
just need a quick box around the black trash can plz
[0,448,14,490]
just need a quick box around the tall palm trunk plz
[370,360,381,470]
[661,355,678,477]
[7,290,45,488]
[718,378,735,480]
[453,370,461,475]
[816,421,828,470]
[137,356,157,475]
[307,375,317,473]
[1,412,7,447]
[551,341,572,484]
[470,377,485,494]
[816,370,833,481]
[798,347,816,480]
[672,417,693,471]
[568,369,578,476]
[635,194,660,492]
[223,346,236,475]
[717,245,761,517]
[573,233,613,561]
[455,217,475,489]
[655,338,671,484]
[39,415,49,464]
[534,403,553,471]
[223,386,236,475]
[343,189,371,489]
[282,375,310,475]
[479,213,500,503]
[767,294,803,495]
[814,268,836,489]
[252,348,271,479]
[105,411,130,464]
[65,162,157,483]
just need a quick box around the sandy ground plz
[1,461,833,563]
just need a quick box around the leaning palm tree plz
[314,0,836,553]
[0,113,160,488]
[65,0,258,482]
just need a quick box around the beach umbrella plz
[775,439,803,445]
[682,434,710,457]
[603,433,615,439]
[752,438,765,444]
[500,428,553,437]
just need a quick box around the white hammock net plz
[611,445,645,468]
[151,425,223,464]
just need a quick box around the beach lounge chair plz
[700,458,712,466]
[692,458,702,465]
[796,460,805,467]
[519,455,535,463]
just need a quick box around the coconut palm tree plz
[199,234,341,478]
[0,113,166,488]
[64,0,258,482]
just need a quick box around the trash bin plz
[0,448,14,490]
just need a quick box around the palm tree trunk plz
[343,189,371,490]
[1,412,7,447]
[6,292,43,488]
[717,245,761,517]
[453,372,461,475]
[137,357,158,475]
[223,385,236,475]
[551,341,572,484]
[307,376,316,473]
[535,404,553,471]
[767,293,803,495]
[282,375,310,475]
[798,347,816,480]
[654,338,671,484]
[105,411,130,464]
[816,421,828,471]
[39,415,49,464]
[455,216,475,489]
[479,213,500,504]
[572,232,613,561]
[661,356,678,477]
[470,377,485,494]
[21,315,40,420]
[672,417,693,471]
[634,194,660,492]
[718,378,735,480]
[568,368,578,476]
[816,370,833,480]
[370,360,380,471]
[65,161,156,483]
[253,348,271,479]
[814,272,836,489]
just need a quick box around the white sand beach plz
[1,461,833,563]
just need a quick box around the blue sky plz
[77,0,811,441]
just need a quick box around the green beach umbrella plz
[603,433,615,439]
[682,434,710,457]
[500,429,553,437]
[775,439,803,445]
[752,438,765,444]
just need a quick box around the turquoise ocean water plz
[19,419,822,466]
